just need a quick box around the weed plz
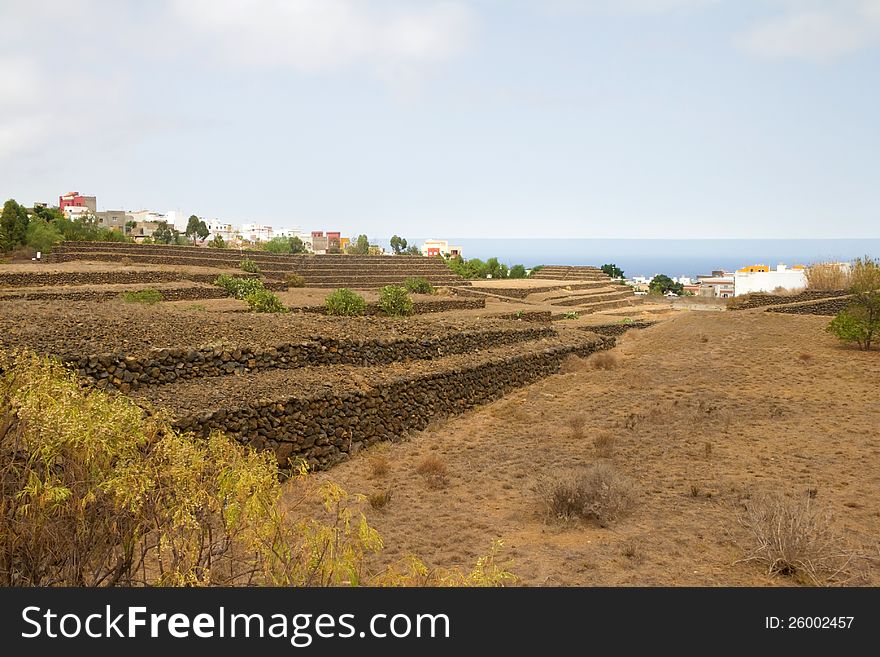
[239,258,261,274]
[121,289,163,304]
[736,493,860,585]
[368,490,393,511]
[416,455,449,489]
[542,462,636,526]
[325,288,366,316]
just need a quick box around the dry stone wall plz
[297,299,486,315]
[0,271,231,287]
[0,286,231,303]
[729,289,849,310]
[72,325,556,393]
[767,297,853,316]
[169,336,614,470]
[580,320,655,336]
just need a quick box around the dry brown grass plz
[542,462,636,526]
[736,494,861,585]
[416,455,449,489]
[593,431,616,458]
[369,453,390,478]
[805,263,850,290]
[567,414,587,439]
[558,354,587,373]
[588,350,618,370]
[368,489,393,511]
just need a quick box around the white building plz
[734,264,806,296]
[239,223,274,243]
[62,205,93,220]
[205,219,237,243]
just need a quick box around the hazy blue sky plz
[1,1,878,238]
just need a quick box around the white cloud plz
[544,0,718,15]
[737,1,880,58]
[169,0,475,73]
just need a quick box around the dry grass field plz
[287,310,880,586]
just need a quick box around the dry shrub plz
[542,462,636,526]
[416,455,449,489]
[798,352,813,364]
[593,431,616,458]
[368,490,392,511]
[0,350,388,586]
[567,414,587,439]
[736,494,860,585]
[369,454,390,478]
[805,263,850,290]
[589,350,618,370]
[620,539,644,565]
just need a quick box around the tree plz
[1,199,29,251]
[185,215,209,245]
[601,263,624,279]
[390,235,408,255]
[290,235,306,254]
[125,220,137,235]
[208,234,227,248]
[264,236,293,254]
[404,245,422,256]
[30,205,64,223]
[153,221,178,245]
[649,274,684,296]
[509,264,527,279]
[347,234,370,255]
[827,256,880,350]
[25,219,63,253]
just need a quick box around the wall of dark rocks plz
[729,289,849,310]
[170,336,614,470]
[767,298,853,316]
[297,299,486,315]
[497,311,553,322]
[72,326,556,393]
[0,286,231,303]
[579,320,655,336]
[0,271,229,287]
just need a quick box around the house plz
[95,210,133,233]
[696,271,735,298]
[733,264,806,296]
[59,191,96,215]
[421,239,462,258]
[240,224,274,243]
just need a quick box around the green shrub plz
[215,274,265,299]
[562,311,580,320]
[404,276,434,294]
[240,258,261,273]
[245,289,288,313]
[325,288,366,316]
[285,273,306,288]
[827,307,878,350]
[208,234,227,248]
[121,289,163,304]
[378,285,414,317]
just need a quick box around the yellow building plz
[737,264,769,273]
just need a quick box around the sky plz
[1,0,878,238]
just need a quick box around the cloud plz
[544,0,718,15]
[169,0,475,73]
[737,1,880,58]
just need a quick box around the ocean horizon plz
[373,238,880,279]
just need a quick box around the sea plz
[373,238,880,279]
